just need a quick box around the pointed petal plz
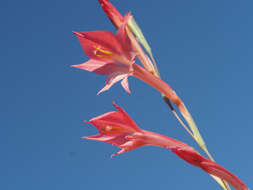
[111,139,145,157]
[112,102,142,132]
[97,71,128,95]
[111,148,128,158]
[74,31,108,62]
[87,111,127,130]
[82,134,115,142]
[88,112,141,135]
[121,76,131,94]
[73,31,124,58]
[72,59,126,75]
[72,59,109,74]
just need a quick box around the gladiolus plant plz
[72,0,249,190]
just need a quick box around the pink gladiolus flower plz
[73,2,178,103]
[72,14,134,94]
[83,103,248,190]
[97,0,156,73]
[73,19,181,105]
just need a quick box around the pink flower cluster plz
[72,1,248,190]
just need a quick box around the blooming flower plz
[97,0,156,73]
[73,2,180,104]
[72,17,203,157]
[71,1,208,166]
[83,103,248,190]
[73,14,134,94]
[73,20,180,103]
[83,102,144,156]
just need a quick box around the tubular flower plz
[73,14,134,94]
[83,103,248,190]
[83,102,144,156]
[97,0,156,74]
[73,18,181,102]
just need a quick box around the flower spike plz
[73,15,136,94]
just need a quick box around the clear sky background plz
[1,0,252,189]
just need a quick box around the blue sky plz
[1,0,252,189]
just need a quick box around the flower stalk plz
[72,1,248,190]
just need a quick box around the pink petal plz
[73,31,124,58]
[111,141,135,157]
[87,103,141,134]
[111,139,145,157]
[97,71,129,94]
[112,102,141,132]
[111,148,128,158]
[121,76,131,94]
[72,59,127,75]
[82,134,115,142]
[72,59,109,74]
[73,32,108,62]
[83,134,130,149]
[87,112,128,130]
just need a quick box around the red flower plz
[73,9,181,107]
[73,21,181,103]
[83,102,143,156]
[97,0,157,73]
[73,14,134,94]
[83,103,248,190]
[73,14,132,66]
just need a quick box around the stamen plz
[95,47,113,55]
[93,46,113,58]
